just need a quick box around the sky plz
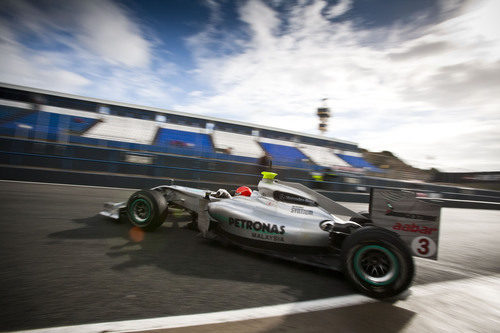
[0,0,499,172]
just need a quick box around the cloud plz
[389,41,451,61]
[74,1,152,68]
[0,0,179,107]
[1,0,498,171]
[0,31,91,92]
[402,60,500,110]
[239,0,280,48]
[1,0,152,68]
[182,0,500,171]
[324,0,353,19]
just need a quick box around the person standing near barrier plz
[258,152,272,174]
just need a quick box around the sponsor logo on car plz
[392,222,438,235]
[274,191,316,206]
[228,217,285,235]
[251,232,284,242]
[290,206,313,215]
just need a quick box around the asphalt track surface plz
[0,181,499,332]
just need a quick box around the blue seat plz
[336,154,381,172]
[260,142,309,164]
[155,128,213,153]
[0,107,97,138]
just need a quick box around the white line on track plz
[13,295,374,333]
[14,274,500,333]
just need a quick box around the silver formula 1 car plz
[101,172,441,298]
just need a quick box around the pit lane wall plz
[1,137,499,210]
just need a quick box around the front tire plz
[341,226,414,299]
[127,190,168,232]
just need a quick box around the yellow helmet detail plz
[261,171,278,180]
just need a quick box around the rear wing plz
[370,188,441,260]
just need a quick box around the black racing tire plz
[340,226,414,299]
[126,190,168,232]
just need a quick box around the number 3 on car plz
[411,236,437,258]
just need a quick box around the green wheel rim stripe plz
[354,245,399,286]
[130,198,152,224]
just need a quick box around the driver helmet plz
[236,186,252,197]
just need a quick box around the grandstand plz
[211,130,263,158]
[258,137,310,167]
[0,101,98,141]
[336,151,380,172]
[0,83,376,173]
[155,126,213,152]
[84,114,157,144]
[296,143,351,170]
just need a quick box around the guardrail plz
[1,136,499,208]
[0,136,311,186]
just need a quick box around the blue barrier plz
[0,149,263,180]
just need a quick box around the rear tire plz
[127,190,168,232]
[341,226,414,299]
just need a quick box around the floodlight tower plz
[317,98,330,134]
